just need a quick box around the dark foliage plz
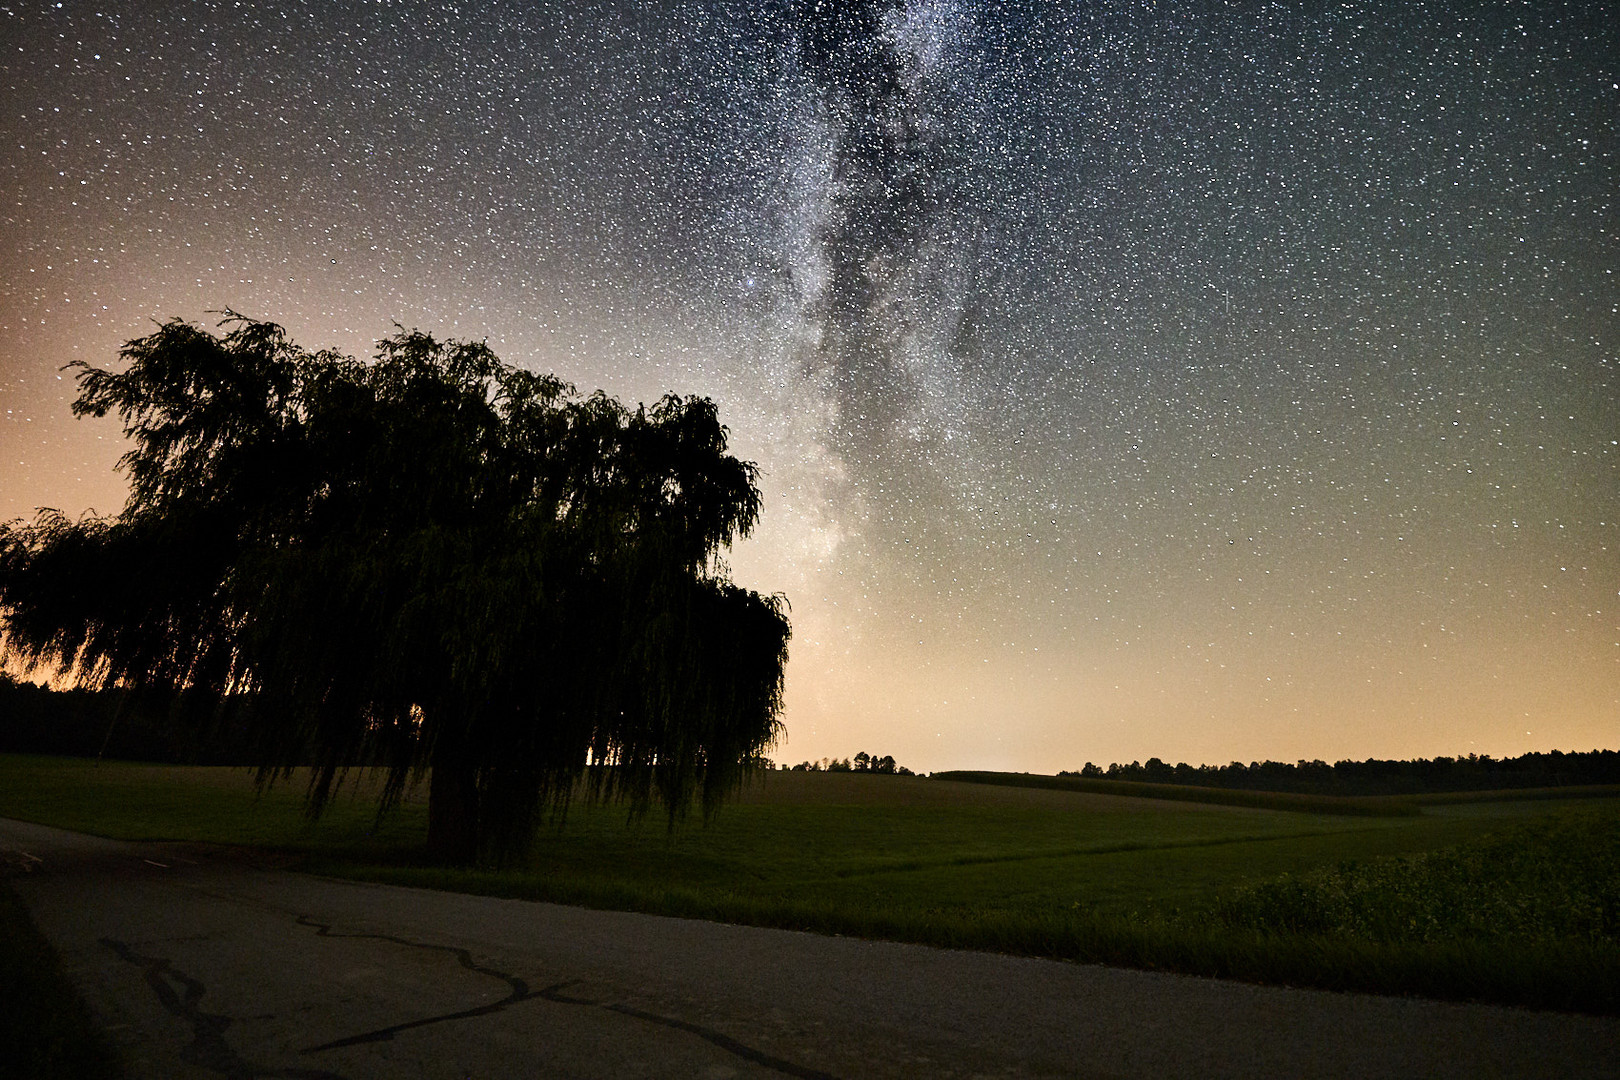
[0,672,263,764]
[0,316,790,862]
[1060,751,1620,796]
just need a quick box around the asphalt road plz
[3,817,1616,1080]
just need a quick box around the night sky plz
[3,1,1615,772]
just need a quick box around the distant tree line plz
[14,669,1611,798]
[0,682,925,782]
[788,752,914,775]
[1059,753,1620,796]
[0,673,267,765]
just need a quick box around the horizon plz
[1,1,1614,773]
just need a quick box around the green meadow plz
[1,754,1615,1014]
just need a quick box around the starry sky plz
[3,0,1616,772]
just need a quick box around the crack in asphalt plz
[100,937,348,1080]
[102,912,838,1079]
[293,914,840,1079]
[605,1001,841,1080]
[294,914,536,1052]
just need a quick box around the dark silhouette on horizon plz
[786,752,913,775]
[1061,752,1620,796]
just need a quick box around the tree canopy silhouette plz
[0,315,790,863]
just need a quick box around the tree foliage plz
[0,315,790,862]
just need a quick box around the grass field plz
[0,754,1615,1014]
[930,769,1425,816]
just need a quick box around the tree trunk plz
[427,761,480,864]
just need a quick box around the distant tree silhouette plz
[787,752,912,775]
[0,315,790,863]
[851,751,901,774]
[1057,751,1620,795]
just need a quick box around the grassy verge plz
[0,879,123,1080]
[1,755,1615,1013]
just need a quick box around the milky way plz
[2,1,1615,770]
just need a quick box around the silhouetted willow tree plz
[0,315,790,863]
